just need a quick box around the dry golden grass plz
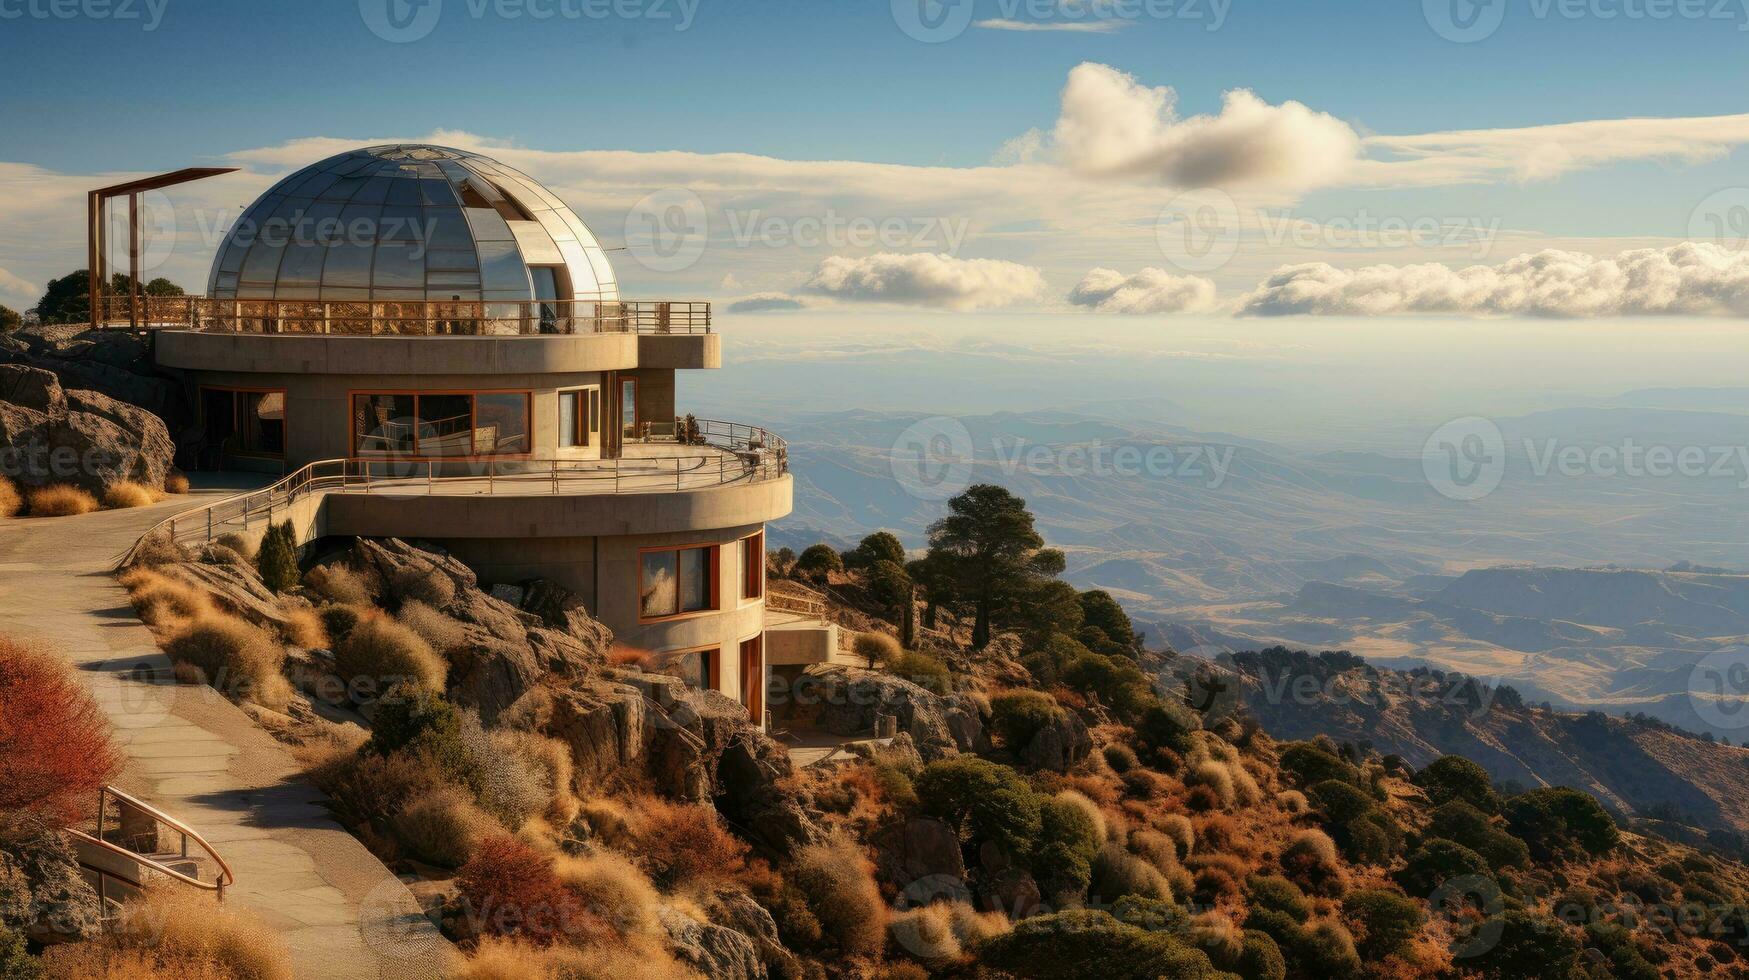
[280,605,330,650]
[165,612,292,710]
[335,616,446,691]
[393,785,502,868]
[791,836,886,957]
[303,563,369,604]
[553,850,663,937]
[0,476,20,518]
[397,599,466,653]
[119,567,212,628]
[214,532,254,560]
[449,936,695,980]
[163,472,191,494]
[41,889,291,980]
[102,480,159,509]
[26,483,99,517]
[494,729,579,827]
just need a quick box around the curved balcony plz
[95,295,711,336]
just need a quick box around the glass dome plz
[207,144,617,305]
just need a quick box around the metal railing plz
[768,582,828,618]
[93,296,711,335]
[68,785,235,913]
[118,418,788,566]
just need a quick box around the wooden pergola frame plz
[88,168,237,328]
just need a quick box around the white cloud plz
[975,18,1128,32]
[0,265,37,308]
[1068,267,1218,314]
[1051,63,1362,190]
[725,292,807,313]
[803,253,1047,311]
[1238,243,1749,318]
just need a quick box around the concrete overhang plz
[154,331,652,376]
[319,474,791,539]
[637,333,720,370]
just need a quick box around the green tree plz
[0,924,41,980]
[1079,589,1138,652]
[793,543,842,583]
[915,756,1042,858]
[925,484,1062,648]
[1467,911,1580,979]
[255,520,300,593]
[990,690,1063,750]
[1341,889,1423,961]
[34,270,185,324]
[773,546,795,576]
[1020,579,1085,638]
[1414,755,1498,812]
[1503,787,1619,861]
[1396,838,1492,897]
[864,559,914,646]
[842,531,905,570]
[905,551,958,630]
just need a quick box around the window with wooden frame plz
[201,387,286,458]
[639,544,719,620]
[620,377,639,437]
[351,390,530,458]
[739,635,765,721]
[557,386,601,449]
[739,531,765,601]
[654,646,719,690]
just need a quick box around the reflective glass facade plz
[207,145,618,304]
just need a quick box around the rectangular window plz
[352,391,530,458]
[202,388,286,459]
[740,635,764,721]
[655,648,718,690]
[557,388,597,449]
[621,377,638,437]
[639,544,717,619]
[740,532,764,601]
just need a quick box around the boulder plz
[659,905,765,980]
[873,816,967,891]
[0,829,102,945]
[715,730,822,855]
[708,891,799,979]
[0,364,174,492]
[1018,709,1093,773]
[0,326,193,443]
[801,666,988,761]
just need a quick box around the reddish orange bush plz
[457,834,581,946]
[628,796,753,892]
[0,637,121,832]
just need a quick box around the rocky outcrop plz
[873,816,967,892]
[708,891,798,978]
[800,666,989,761]
[0,364,174,492]
[1017,709,1093,773]
[660,905,765,980]
[0,325,193,443]
[347,539,609,721]
[715,730,823,855]
[0,830,102,945]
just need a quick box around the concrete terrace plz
[0,484,447,979]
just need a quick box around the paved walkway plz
[0,482,448,979]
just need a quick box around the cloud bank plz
[725,292,807,313]
[803,253,1046,311]
[1238,243,1749,318]
[1068,267,1218,314]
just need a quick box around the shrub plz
[305,738,445,831]
[991,690,1063,750]
[916,757,1042,858]
[0,638,121,835]
[1426,800,1531,870]
[1032,794,1103,901]
[1102,743,1138,773]
[368,688,481,789]
[304,564,369,604]
[40,889,291,980]
[794,543,842,581]
[393,786,502,868]
[1281,830,1344,897]
[164,614,291,710]
[1466,910,1580,979]
[889,904,961,962]
[1396,838,1492,897]
[102,481,157,509]
[1237,930,1287,980]
[1091,842,1173,904]
[552,850,661,938]
[449,937,691,980]
[464,723,553,829]
[255,521,300,593]
[119,568,210,627]
[886,651,951,693]
[162,472,190,494]
[628,797,752,892]
[214,532,254,558]
[853,631,901,669]
[126,531,188,568]
[1341,889,1423,961]
[790,837,886,956]
[457,834,581,945]
[1293,919,1363,978]
[1063,653,1155,721]
[390,563,456,609]
[280,607,329,650]
[1247,875,1313,923]
[1503,786,1619,860]
[981,909,1230,979]
[397,600,466,654]
[1279,743,1359,788]
[1414,755,1498,812]
[317,603,370,646]
[0,477,20,519]
[493,729,578,826]
[0,924,37,980]
[25,484,98,517]
[336,616,446,693]
[1309,779,1374,826]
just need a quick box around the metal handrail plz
[91,296,711,335]
[67,785,236,910]
[117,418,789,567]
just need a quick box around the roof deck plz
[95,295,711,336]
